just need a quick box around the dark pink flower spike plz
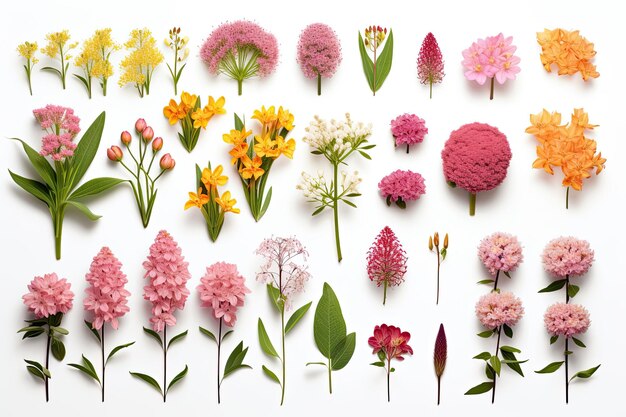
[434,323,447,405]
[417,33,445,98]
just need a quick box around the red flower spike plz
[434,323,447,405]
[366,226,408,305]
[417,32,445,99]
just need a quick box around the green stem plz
[566,187,570,210]
[489,77,494,100]
[237,79,242,96]
[60,45,66,89]
[101,325,105,402]
[469,193,476,216]
[53,207,65,260]
[328,358,332,394]
[493,270,501,292]
[102,77,108,96]
[386,359,391,402]
[383,280,388,305]
[430,79,433,99]
[163,326,167,403]
[45,327,51,402]
[492,326,502,404]
[565,337,569,404]
[436,250,441,305]
[317,73,321,96]
[217,318,222,404]
[333,163,342,262]
[280,308,286,406]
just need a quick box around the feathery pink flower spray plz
[297,23,342,95]
[418,33,445,98]
[367,227,408,305]
[369,324,413,402]
[434,324,447,405]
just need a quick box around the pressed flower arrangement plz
[299,113,374,262]
[358,25,393,95]
[197,262,251,403]
[9,107,123,259]
[164,27,189,95]
[537,29,599,80]
[476,232,523,289]
[19,273,74,402]
[535,237,600,402]
[433,324,447,405]
[296,23,342,95]
[107,119,175,228]
[256,237,312,406]
[390,113,427,154]
[369,324,412,402]
[224,106,296,222]
[17,41,38,95]
[378,169,426,208]
[525,108,605,209]
[366,227,407,305]
[417,32,445,98]
[68,247,134,402]
[40,30,77,89]
[74,29,120,98]
[429,232,449,304]
[200,20,278,95]
[118,28,163,97]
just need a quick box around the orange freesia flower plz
[163,99,186,125]
[180,92,198,113]
[275,135,296,159]
[223,128,252,146]
[205,95,226,116]
[201,165,228,189]
[252,105,277,126]
[184,187,209,209]
[229,142,249,164]
[277,106,294,131]
[253,134,278,158]
[191,107,214,129]
[536,29,599,81]
[215,191,240,214]
[240,155,265,180]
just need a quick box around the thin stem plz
[373,44,377,96]
[493,270,501,292]
[383,280,388,305]
[280,308,286,406]
[328,357,333,394]
[237,79,242,96]
[332,163,342,262]
[386,359,391,402]
[566,187,570,210]
[469,193,476,216]
[406,144,409,154]
[60,44,66,89]
[565,337,569,404]
[101,325,106,402]
[566,274,570,303]
[45,328,51,402]
[436,250,441,305]
[492,326,502,404]
[163,327,167,403]
[317,73,321,96]
[217,318,222,404]
[430,79,433,99]
[437,375,441,405]
[489,77,494,100]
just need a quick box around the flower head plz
[378,170,426,206]
[302,113,373,157]
[215,191,240,214]
[434,324,447,377]
[417,33,445,88]
[201,165,228,189]
[542,236,594,278]
[544,302,590,337]
[184,188,210,210]
[461,33,520,85]
[368,324,413,361]
[478,232,523,276]
[41,30,76,59]
[23,273,74,319]
[297,23,342,79]
[475,291,524,329]
[366,227,408,301]
[537,29,599,81]
[390,113,428,150]
[18,41,39,63]
[240,155,264,180]
[163,99,186,124]
[197,262,250,327]
[33,105,81,161]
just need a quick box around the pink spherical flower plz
[367,227,407,305]
[475,291,524,329]
[390,113,428,153]
[297,23,341,94]
[478,232,523,276]
[544,302,590,337]
[197,262,250,327]
[368,324,413,361]
[378,169,426,208]
[33,105,81,161]
[84,247,131,330]
[542,236,594,278]
[23,273,74,319]
[143,230,191,332]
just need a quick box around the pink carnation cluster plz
[23,273,74,319]
[33,105,81,161]
[478,232,524,276]
[367,227,408,288]
[462,33,520,85]
[197,262,250,327]
[143,230,191,332]
[84,247,131,330]
[296,23,342,79]
[390,114,428,152]
[441,123,512,194]
[542,237,594,278]
[368,324,413,361]
[200,20,279,76]
[378,169,426,205]
[544,302,590,337]
[475,291,524,329]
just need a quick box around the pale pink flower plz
[33,105,80,161]
[23,273,74,318]
[542,237,594,278]
[84,247,131,330]
[475,291,524,329]
[197,262,250,327]
[478,232,523,276]
[297,23,342,79]
[461,34,520,86]
[544,302,590,337]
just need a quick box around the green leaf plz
[500,350,525,377]
[342,199,357,208]
[199,326,216,343]
[370,361,385,367]
[314,283,347,359]
[572,337,586,348]
[306,362,327,367]
[8,170,51,205]
[377,350,386,362]
[538,279,567,293]
[285,302,312,335]
[49,313,63,327]
[74,74,90,90]
[358,150,371,160]
[395,199,406,209]
[68,356,100,383]
[464,382,493,395]
[166,365,188,392]
[490,356,501,376]
[25,359,50,378]
[41,66,62,76]
[535,361,564,374]
[50,326,69,335]
[70,177,125,200]
[69,112,106,189]
[259,187,273,218]
[130,372,162,394]
[503,324,513,338]
[501,359,529,365]
[222,330,234,341]
[550,335,559,345]
[569,364,600,382]
[568,284,580,299]
[447,181,457,188]
[473,352,491,361]
[17,326,44,333]
[143,327,162,346]
[267,284,284,312]
[223,342,251,379]
[51,338,66,361]
[373,29,394,91]
[106,342,135,364]
[312,206,326,216]
[85,321,101,342]
[477,279,495,285]
[477,330,494,338]
[27,365,45,380]
[485,363,495,380]
[66,200,101,220]
[11,138,56,188]
[500,346,521,353]
[234,113,244,130]
[22,329,45,339]
[262,365,281,386]
[331,332,356,371]
[358,32,375,92]
[257,318,278,358]
[167,330,188,351]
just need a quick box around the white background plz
[0,0,622,416]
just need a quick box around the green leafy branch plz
[358,29,393,95]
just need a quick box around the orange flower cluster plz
[526,108,606,199]
[537,29,599,81]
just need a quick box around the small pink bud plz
[107,146,123,161]
[142,126,154,142]
[135,118,147,133]
[159,153,175,170]
[152,137,163,152]
[120,130,132,145]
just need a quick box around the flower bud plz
[152,137,163,152]
[429,236,433,251]
[120,130,132,145]
[107,145,123,161]
[135,118,147,133]
[142,126,154,142]
[444,233,449,249]
[160,153,175,170]
[434,232,439,247]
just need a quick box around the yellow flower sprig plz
[225,105,296,221]
[163,92,226,152]
[185,163,239,241]
[165,27,189,95]
[41,30,78,89]
[119,28,163,97]
[17,41,38,95]
[74,29,120,98]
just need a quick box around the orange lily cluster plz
[526,109,606,206]
[536,29,599,81]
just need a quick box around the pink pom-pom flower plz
[475,291,524,329]
[378,169,426,208]
[197,262,250,327]
[390,113,428,153]
[542,236,594,278]
[544,302,590,338]
[33,105,81,161]
[478,232,523,278]
[23,273,74,319]
[441,122,512,216]
[296,23,342,95]
[417,32,445,98]
[367,227,408,305]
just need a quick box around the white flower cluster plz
[296,170,362,204]
[340,170,362,195]
[302,113,373,154]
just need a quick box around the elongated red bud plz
[434,323,447,377]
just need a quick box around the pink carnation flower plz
[378,169,426,208]
[542,237,594,278]
[368,324,413,361]
[143,230,191,332]
[197,262,250,327]
[23,273,74,318]
[390,113,428,153]
[33,105,81,161]
[84,247,131,330]
[475,291,524,329]
[544,302,590,337]
[297,23,341,94]
[478,232,523,276]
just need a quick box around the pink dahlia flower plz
[390,113,428,153]
[297,23,341,94]
[84,247,131,330]
[478,232,523,276]
[197,262,250,327]
[542,237,594,278]
[475,291,524,329]
[368,324,413,361]
[33,105,81,161]
[367,227,407,305]
[143,230,191,332]
[23,273,74,319]
[544,302,590,337]
[378,169,426,207]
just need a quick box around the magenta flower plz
[542,237,594,278]
[367,227,408,305]
[417,32,445,98]
[378,169,426,208]
[200,20,279,95]
[198,262,250,327]
[23,273,74,318]
[544,302,590,338]
[368,324,413,402]
[33,105,81,161]
[478,232,523,285]
[433,323,447,405]
[297,23,342,95]
[390,113,428,153]
[475,291,524,329]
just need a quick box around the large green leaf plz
[535,361,564,374]
[68,112,106,190]
[106,342,135,364]
[538,279,567,293]
[66,200,101,220]
[465,381,493,395]
[167,330,188,351]
[130,372,162,394]
[51,338,66,361]
[223,341,251,379]
[166,365,188,392]
[9,170,51,205]
[262,365,281,386]
[257,318,278,358]
[330,332,356,371]
[570,364,600,381]
[374,29,394,91]
[285,302,312,334]
[11,138,56,188]
[313,283,347,358]
[358,32,375,92]
[70,177,125,200]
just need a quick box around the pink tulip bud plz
[160,153,175,170]
[142,126,154,142]
[135,118,147,133]
[107,146,123,161]
[152,137,163,152]
[120,130,132,145]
